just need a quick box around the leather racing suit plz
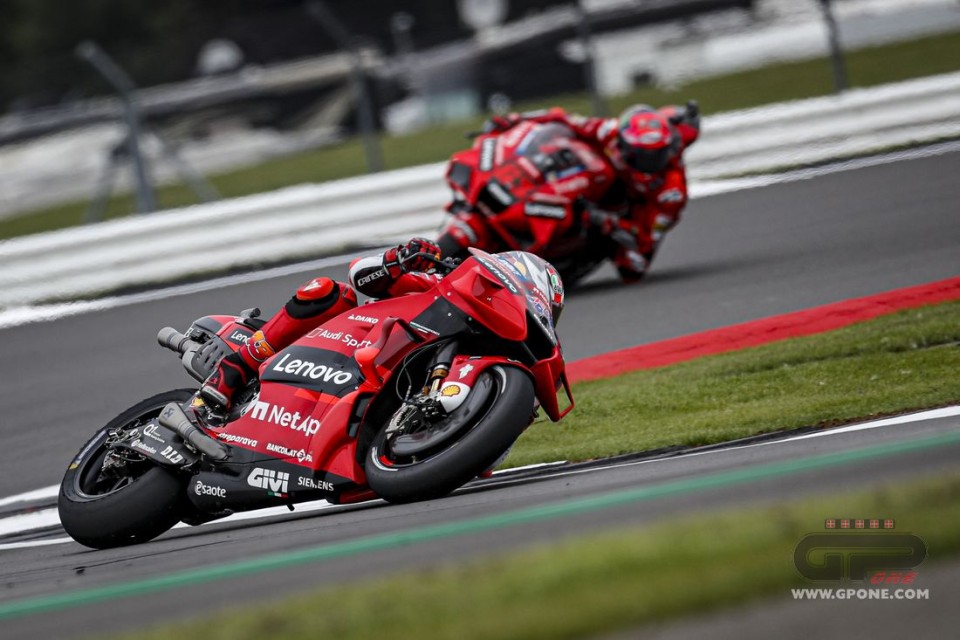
[200,238,442,412]
[502,104,699,281]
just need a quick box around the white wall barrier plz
[2,72,959,308]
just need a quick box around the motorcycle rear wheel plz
[365,365,534,503]
[58,389,194,549]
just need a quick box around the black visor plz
[619,139,670,174]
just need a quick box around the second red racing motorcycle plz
[438,120,625,287]
[58,249,574,549]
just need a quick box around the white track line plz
[0,461,568,547]
[483,406,960,486]
[1,409,955,550]
[0,485,59,508]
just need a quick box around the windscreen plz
[490,251,561,345]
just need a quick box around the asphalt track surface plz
[0,148,958,637]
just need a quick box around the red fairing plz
[438,254,529,342]
[440,105,698,283]
[198,249,572,496]
[213,317,258,352]
[446,349,571,422]
[437,250,573,421]
[210,293,439,482]
[442,121,615,258]
[530,350,573,421]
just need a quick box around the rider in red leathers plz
[483,102,700,281]
[200,238,444,413]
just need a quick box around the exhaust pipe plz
[158,402,229,461]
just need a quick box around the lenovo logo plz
[271,353,354,385]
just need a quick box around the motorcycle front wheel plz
[365,365,534,503]
[58,389,194,549]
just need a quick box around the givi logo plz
[248,468,289,496]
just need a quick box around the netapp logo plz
[271,353,354,385]
[248,468,289,494]
[249,401,322,437]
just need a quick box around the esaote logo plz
[248,468,289,496]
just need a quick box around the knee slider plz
[295,277,335,301]
[286,279,356,320]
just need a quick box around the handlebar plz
[410,253,461,276]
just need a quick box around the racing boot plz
[613,246,651,283]
[199,334,266,413]
[201,277,357,412]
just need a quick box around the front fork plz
[424,339,459,394]
[402,339,459,424]
[385,339,463,441]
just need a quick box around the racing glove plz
[579,201,635,242]
[383,237,442,278]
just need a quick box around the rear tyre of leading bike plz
[58,389,193,549]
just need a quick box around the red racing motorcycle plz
[58,249,574,549]
[437,120,627,286]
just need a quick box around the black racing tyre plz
[365,365,535,503]
[58,389,194,549]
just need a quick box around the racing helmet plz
[615,105,678,174]
[541,259,565,324]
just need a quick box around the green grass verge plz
[507,300,960,468]
[118,468,960,640]
[5,30,960,241]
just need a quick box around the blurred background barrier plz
[1,70,958,308]
[3,0,960,224]
[686,70,960,176]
